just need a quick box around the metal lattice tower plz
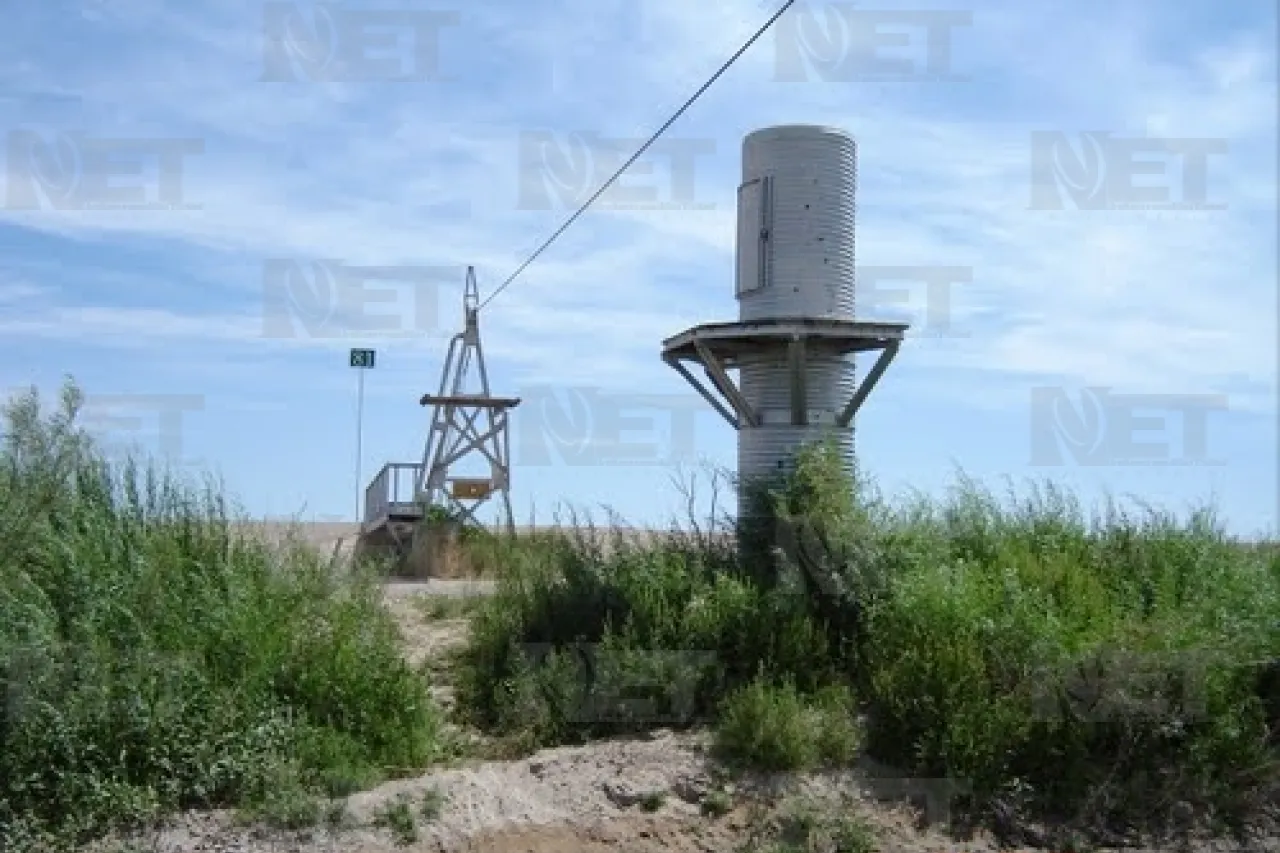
[416,266,520,531]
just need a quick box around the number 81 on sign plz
[350,348,376,369]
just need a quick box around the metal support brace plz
[693,338,759,427]
[787,336,808,426]
[661,321,908,449]
[664,355,740,429]
[836,341,899,427]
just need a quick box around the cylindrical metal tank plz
[735,125,857,321]
[736,356,856,473]
[734,125,859,510]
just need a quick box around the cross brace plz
[663,336,901,430]
[416,266,520,532]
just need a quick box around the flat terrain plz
[233,520,362,556]
[234,521,730,560]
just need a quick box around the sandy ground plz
[386,580,497,600]
[86,523,1277,853]
[119,731,1028,853]
[233,521,729,562]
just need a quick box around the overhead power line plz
[478,0,799,310]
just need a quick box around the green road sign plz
[350,348,376,368]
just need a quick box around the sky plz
[0,0,1276,535]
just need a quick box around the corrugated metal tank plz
[736,125,857,320]
[734,125,858,508]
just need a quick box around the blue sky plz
[0,0,1276,534]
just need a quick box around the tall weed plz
[0,380,443,847]
[454,438,1279,840]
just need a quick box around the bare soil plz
[99,731,1022,853]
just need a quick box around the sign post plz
[350,348,376,524]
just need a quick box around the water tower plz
[661,125,909,518]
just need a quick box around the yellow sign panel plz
[450,479,492,500]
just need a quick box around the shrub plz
[453,436,1279,842]
[714,679,859,772]
[0,379,444,848]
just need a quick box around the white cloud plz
[0,0,1274,527]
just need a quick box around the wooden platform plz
[662,317,909,365]
[661,317,910,430]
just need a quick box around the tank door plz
[735,176,773,296]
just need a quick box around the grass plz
[373,787,444,844]
[417,593,488,621]
[738,799,879,853]
[714,680,859,772]
[701,789,732,818]
[4,377,1278,850]
[0,380,445,850]
[450,439,1280,844]
[420,785,446,820]
[376,795,419,845]
[640,790,666,812]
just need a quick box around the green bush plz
[0,379,443,848]
[714,679,859,772]
[851,483,1277,831]
[454,437,1279,841]
[422,502,496,546]
[452,513,837,747]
